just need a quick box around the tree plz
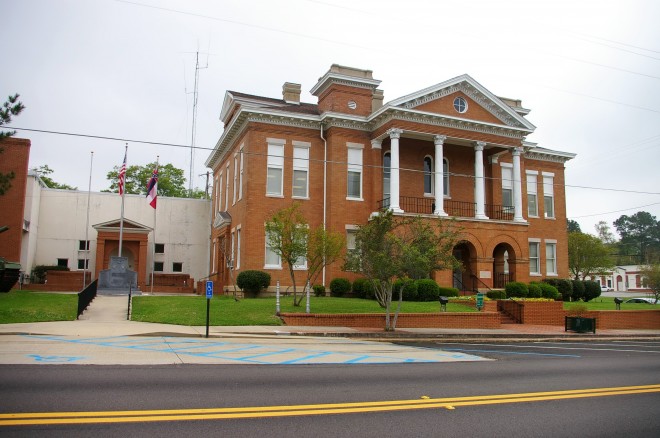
[265,203,345,307]
[594,220,615,244]
[568,231,613,280]
[567,219,581,233]
[31,165,77,190]
[343,210,461,331]
[105,162,204,198]
[640,264,660,304]
[265,203,310,306]
[303,225,344,297]
[613,211,660,264]
[0,93,25,195]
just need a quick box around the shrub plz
[528,282,542,298]
[236,270,271,293]
[543,278,573,301]
[571,280,585,301]
[487,290,506,300]
[538,282,560,300]
[32,265,69,283]
[352,278,370,299]
[393,278,418,301]
[329,278,351,297]
[416,279,442,301]
[437,286,460,298]
[505,281,529,298]
[583,280,601,302]
[312,284,326,297]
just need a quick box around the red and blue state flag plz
[146,167,158,209]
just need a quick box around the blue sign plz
[206,280,213,299]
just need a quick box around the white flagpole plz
[150,155,159,294]
[83,151,93,288]
[118,143,127,258]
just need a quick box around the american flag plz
[118,150,127,195]
[146,166,158,209]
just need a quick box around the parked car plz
[600,284,613,292]
[623,298,658,304]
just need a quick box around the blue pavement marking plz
[23,335,487,364]
[27,354,85,363]
[442,347,581,358]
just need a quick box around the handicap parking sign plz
[206,280,213,299]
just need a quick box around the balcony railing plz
[377,197,514,221]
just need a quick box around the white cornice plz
[525,147,576,163]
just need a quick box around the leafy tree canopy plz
[568,231,614,280]
[567,219,582,233]
[105,162,205,198]
[640,264,660,304]
[0,93,25,195]
[31,165,77,190]
[343,210,462,330]
[613,211,660,264]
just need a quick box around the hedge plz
[505,281,529,298]
[236,270,271,293]
[313,284,326,297]
[417,279,442,301]
[487,290,506,300]
[32,265,70,284]
[330,278,351,297]
[437,286,459,298]
[394,278,418,301]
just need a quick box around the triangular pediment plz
[386,74,535,131]
[93,218,152,234]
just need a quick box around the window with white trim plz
[423,156,433,195]
[543,173,555,218]
[267,141,285,196]
[77,259,89,270]
[346,228,359,271]
[214,175,220,212]
[443,158,449,196]
[78,240,90,251]
[212,240,217,273]
[527,171,538,217]
[383,152,390,208]
[236,227,241,270]
[230,229,235,269]
[233,153,238,205]
[546,241,557,275]
[529,240,540,275]
[292,142,310,198]
[501,164,513,210]
[347,144,363,199]
[224,163,230,210]
[217,172,223,212]
[239,145,244,200]
[264,230,282,268]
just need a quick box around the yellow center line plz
[2,384,659,426]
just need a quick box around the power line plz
[568,202,660,219]
[10,125,660,197]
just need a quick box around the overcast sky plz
[3,0,660,235]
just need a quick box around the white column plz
[512,146,525,222]
[388,128,403,213]
[474,141,488,219]
[433,135,447,216]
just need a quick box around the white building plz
[21,171,211,290]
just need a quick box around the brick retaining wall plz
[281,312,502,329]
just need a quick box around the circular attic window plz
[453,96,468,113]
[347,100,357,110]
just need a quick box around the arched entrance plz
[452,241,477,293]
[493,242,516,288]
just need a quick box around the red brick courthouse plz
[205,65,576,293]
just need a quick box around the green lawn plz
[0,291,77,323]
[564,296,659,311]
[130,295,477,326]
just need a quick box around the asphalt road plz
[1,339,659,437]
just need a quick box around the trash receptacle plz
[439,296,448,312]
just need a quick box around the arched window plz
[443,158,449,196]
[383,152,391,208]
[424,156,433,195]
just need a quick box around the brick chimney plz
[282,82,301,105]
[372,89,384,112]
